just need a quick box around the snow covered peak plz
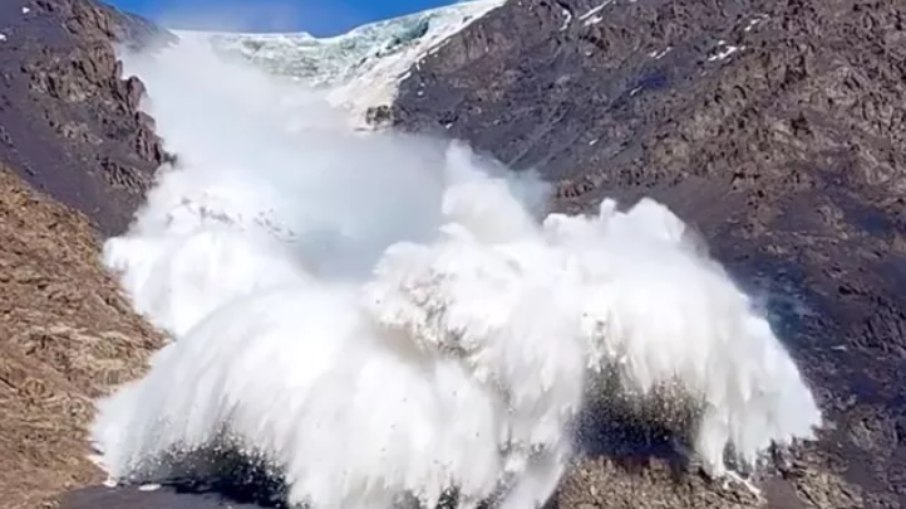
[174,0,504,122]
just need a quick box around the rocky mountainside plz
[0,0,170,235]
[0,1,166,507]
[0,164,162,509]
[391,0,906,507]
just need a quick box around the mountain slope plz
[0,1,170,506]
[391,0,906,507]
[0,164,162,509]
[0,0,170,234]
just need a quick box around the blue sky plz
[108,0,459,35]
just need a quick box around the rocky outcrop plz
[0,0,171,235]
[393,0,906,507]
[0,165,163,509]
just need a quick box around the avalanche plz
[92,7,821,509]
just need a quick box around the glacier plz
[174,0,505,123]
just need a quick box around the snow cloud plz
[91,33,821,508]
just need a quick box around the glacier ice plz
[174,0,506,121]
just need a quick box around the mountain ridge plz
[0,0,173,234]
[390,0,906,506]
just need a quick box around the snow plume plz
[92,35,821,509]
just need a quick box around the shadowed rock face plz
[0,0,171,235]
[392,0,906,507]
[63,486,273,509]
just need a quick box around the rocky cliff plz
[0,1,167,507]
[0,0,170,235]
[392,0,906,507]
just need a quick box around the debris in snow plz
[579,0,613,22]
[560,7,573,31]
[708,42,742,62]
[22,6,30,14]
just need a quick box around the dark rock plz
[392,0,906,506]
[63,485,270,509]
[0,0,172,234]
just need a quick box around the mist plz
[91,32,822,508]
